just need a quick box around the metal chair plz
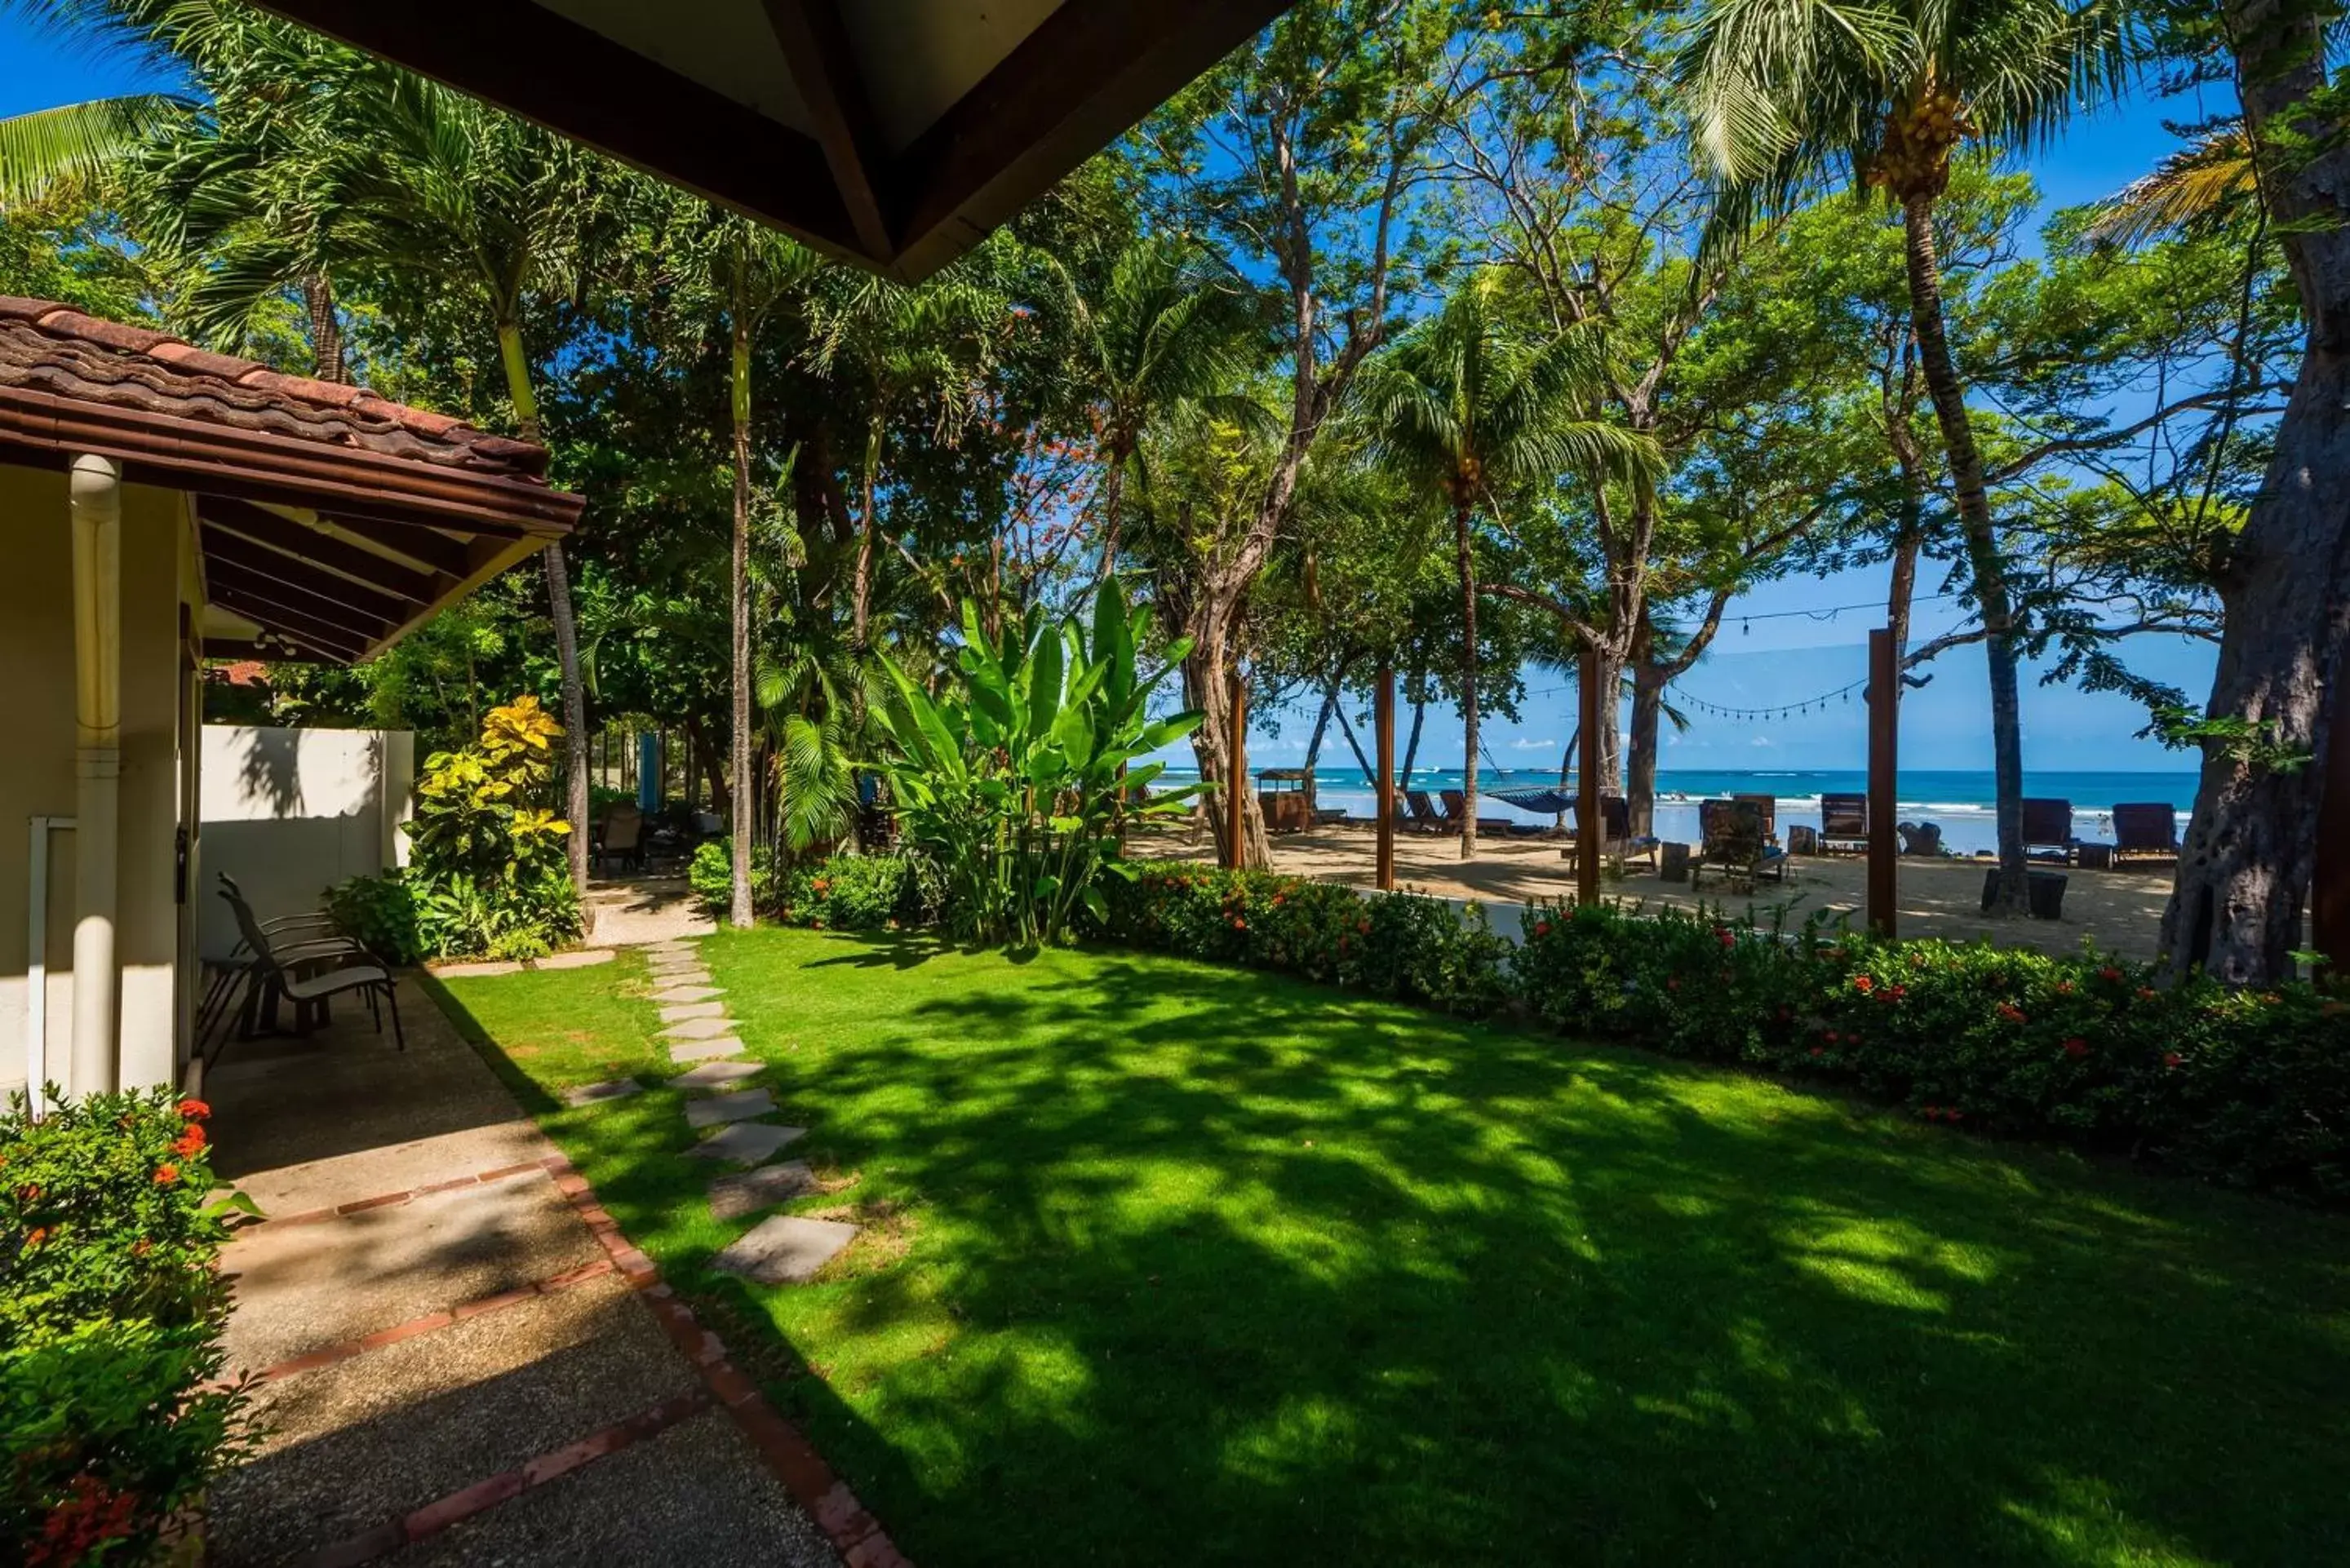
[219,888,404,1051]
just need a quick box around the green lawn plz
[434,929,2350,1566]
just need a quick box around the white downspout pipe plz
[69,453,122,1098]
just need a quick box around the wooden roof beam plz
[763,0,898,259]
[202,527,412,625]
[197,495,446,606]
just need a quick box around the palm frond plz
[0,93,188,206]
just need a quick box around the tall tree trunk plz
[2161,0,2350,982]
[498,321,590,901]
[1627,664,1665,840]
[729,308,756,928]
[304,275,345,384]
[1098,455,1126,581]
[1182,599,1272,868]
[1900,193,2029,912]
[1456,499,1479,860]
[1399,698,1427,790]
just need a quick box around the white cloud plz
[1509,737,1558,751]
[1749,735,1776,748]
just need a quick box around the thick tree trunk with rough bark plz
[729,313,756,929]
[2160,0,2350,982]
[1182,600,1272,869]
[1456,501,1480,860]
[304,276,344,385]
[497,321,590,901]
[1900,193,2029,911]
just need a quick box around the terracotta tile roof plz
[0,296,551,481]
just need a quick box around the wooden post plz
[2314,697,2350,975]
[1375,661,1396,891]
[1226,666,1248,870]
[1868,627,1898,939]
[1577,644,1602,908]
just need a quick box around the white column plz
[69,453,122,1097]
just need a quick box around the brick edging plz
[541,1153,913,1568]
[296,1389,712,1568]
[246,1158,554,1229]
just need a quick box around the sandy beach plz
[1133,819,2180,960]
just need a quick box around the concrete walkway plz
[583,874,716,946]
[202,980,845,1567]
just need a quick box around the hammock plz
[1489,786,1577,816]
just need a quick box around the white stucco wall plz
[197,725,413,959]
[0,464,197,1100]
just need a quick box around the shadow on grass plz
[456,932,2350,1567]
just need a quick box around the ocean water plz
[1156,767,2201,857]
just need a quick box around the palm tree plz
[0,95,184,206]
[695,214,817,927]
[1363,272,1653,860]
[1051,234,1266,575]
[161,66,623,898]
[1677,0,2134,910]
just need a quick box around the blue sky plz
[1,16,2233,775]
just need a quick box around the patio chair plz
[1438,791,1469,830]
[2110,802,2179,864]
[2022,798,2077,862]
[1562,795,1659,873]
[1691,799,1788,891]
[1818,793,1869,854]
[201,872,377,1049]
[214,888,405,1056]
[1731,792,1780,846]
[595,803,645,873]
[1404,791,1446,834]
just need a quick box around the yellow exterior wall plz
[0,462,199,1098]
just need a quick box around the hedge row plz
[1091,862,2350,1202]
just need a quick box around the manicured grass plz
[436,930,2350,1566]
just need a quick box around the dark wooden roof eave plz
[252,0,1294,283]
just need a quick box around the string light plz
[1661,675,1870,722]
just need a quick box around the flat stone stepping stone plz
[646,959,709,978]
[560,1077,644,1106]
[663,1016,739,1042]
[667,1035,748,1064]
[684,1087,776,1128]
[650,985,721,1005]
[707,1161,814,1220]
[648,967,714,987]
[669,1060,763,1090]
[658,1001,727,1025]
[433,959,524,978]
[533,949,615,970]
[711,1213,857,1284]
[643,941,698,956]
[687,1122,806,1166]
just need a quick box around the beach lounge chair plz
[1731,792,1780,845]
[2110,802,2179,864]
[1562,795,1659,873]
[2022,798,2077,862]
[1691,798,1788,890]
[1818,793,1869,854]
[1404,791,1446,834]
[1438,790,1468,829]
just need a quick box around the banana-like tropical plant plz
[866,577,1203,947]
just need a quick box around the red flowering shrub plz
[2,1087,259,1558]
[1091,863,1507,1017]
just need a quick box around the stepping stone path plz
[712,1215,858,1285]
[684,1087,776,1128]
[561,939,855,1269]
[688,1122,807,1166]
[707,1161,814,1221]
[668,1060,763,1090]
[561,1077,645,1107]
